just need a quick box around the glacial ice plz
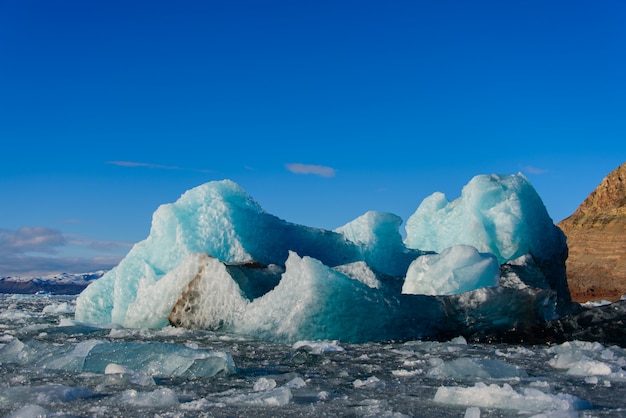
[292,340,345,355]
[112,388,180,408]
[405,173,565,264]
[402,245,499,296]
[427,357,527,380]
[0,337,234,378]
[235,251,396,342]
[0,384,94,406]
[222,385,293,407]
[433,382,591,412]
[129,253,249,329]
[7,404,51,418]
[335,210,422,276]
[75,174,570,343]
[548,340,620,378]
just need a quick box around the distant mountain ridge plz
[0,271,106,295]
[558,162,626,302]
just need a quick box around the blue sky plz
[1,0,625,276]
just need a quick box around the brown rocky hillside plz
[558,162,626,302]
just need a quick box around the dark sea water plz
[1,294,625,417]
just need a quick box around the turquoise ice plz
[75,174,569,342]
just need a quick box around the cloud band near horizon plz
[0,227,131,276]
[286,163,336,177]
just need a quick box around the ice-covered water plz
[2,294,625,417]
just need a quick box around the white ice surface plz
[236,251,393,342]
[434,382,590,412]
[402,245,499,295]
[405,173,564,264]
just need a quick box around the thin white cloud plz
[286,163,336,178]
[0,227,67,255]
[106,160,213,174]
[0,227,133,276]
[0,254,121,276]
[521,165,549,175]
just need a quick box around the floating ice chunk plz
[428,357,491,379]
[180,398,221,411]
[45,339,103,371]
[82,341,235,377]
[292,340,345,355]
[402,245,499,295]
[0,310,33,321]
[428,357,526,380]
[0,338,234,378]
[464,407,481,418]
[566,358,612,376]
[42,302,74,314]
[449,336,468,345]
[223,386,293,406]
[0,338,101,372]
[58,317,122,330]
[113,388,179,407]
[253,377,277,392]
[285,376,306,389]
[6,404,49,418]
[0,337,27,363]
[353,376,385,389]
[433,382,590,412]
[549,340,606,355]
[392,369,423,377]
[351,399,409,417]
[405,174,564,264]
[0,384,94,405]
[548,340,615,376]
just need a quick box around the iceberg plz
[405,174,563,263]
[405,173,570,310]
[76,174,571,343]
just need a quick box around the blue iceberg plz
[405,174,565,264]
[76,174,570,342]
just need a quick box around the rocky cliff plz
[558,162,626,302]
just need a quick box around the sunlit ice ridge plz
[75,173,570,343]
